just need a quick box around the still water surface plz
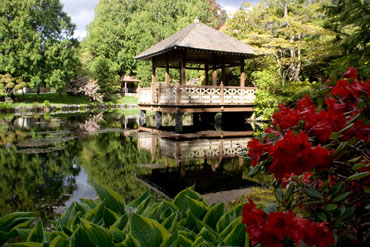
[0,111,257,221]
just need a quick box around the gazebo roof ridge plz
[135,21,255,61]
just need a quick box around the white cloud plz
[60,0,98,39]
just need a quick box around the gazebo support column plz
[240,57,245,87]
[155,111,162,130]
[205,64,209,85]
[212,64,217,86]
[139,110,146,127]
[151,60,156,103]
[165,62,170,87]
[175,112,183,134]
[180,54,186,85]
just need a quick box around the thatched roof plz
[135,21,255,61]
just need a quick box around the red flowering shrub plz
[243,67,370,246]
[242,200,335,247]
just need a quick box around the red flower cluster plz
[247,138,271,166]
[242,199,335,247]
[269,130,333,178]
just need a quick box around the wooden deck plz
[138,85,256,112]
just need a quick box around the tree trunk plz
[37,85,40,95]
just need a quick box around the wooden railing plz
[138,137,251,160]
[138,84,256,105]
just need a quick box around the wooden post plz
[137,84,141,103]
[220,82,224,104]
[176,82,180,104]
[212,64,217,86]
[175,112,183,134]
[155,111,162,130]
[180,53,186,85]
[205,64,209,85]
[158,82,161,104]
[240,57,245,87]
[151,59,156,103]
[221,63,225,85]
[165,62,170,87]
[151,136,156,164]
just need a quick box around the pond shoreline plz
[0,103,138,116]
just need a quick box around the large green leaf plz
[112,215,129,232]
[161,213,180,233]
[202,204,225,231]
[84,200,105,224]
[129,213,170,247]
[80,218,113,247]
[69,226,95,247]
[0,218,33,245]
[26,219,45,243]
[173,187,207,208]
[174,195,208,219]
[222,217,245,246]
[94,183,126,215]
[128,190,151,209]
[8,243,43,247]
[117,234,141,247]
[215,203,243,233]
[0,212,34,232]
[50,235,69,247]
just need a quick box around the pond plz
[0,110,269,221]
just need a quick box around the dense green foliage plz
[0,0,79,93]
[82,0,226,93]
[324,0,370,77]
[0,185,248,246]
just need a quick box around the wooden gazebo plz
[120,74,140,94]
[135,19,257,132]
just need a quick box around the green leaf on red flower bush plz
[315,210,327,221]
[329,182,344,196]
[325,204,338,211]
[347,172,370,181]
[275,188,283,202]
[341,207,355,220]
[347,156,363,164]
[365,205,370,210]
[247,165,261,177]
[329,132,340,140]
[305,188,323,199]
[352,163,366,170]
[338,123,354,134]
[285,182,295,201]
[332,192,350,202]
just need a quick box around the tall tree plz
[222,0,335,84]
[83,0,225,94]
[0,0,79,93]
[324,0,370,77]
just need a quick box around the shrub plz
[0,74,27,101]
[243,67,370,246]
[0,185,248,246]
[66,76,103,103]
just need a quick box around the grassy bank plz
[0,93,138,107]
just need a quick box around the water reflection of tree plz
[0,145,79,220]
[77,132,152,202]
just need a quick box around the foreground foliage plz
[0,184,248,247]
[244,67,370,246]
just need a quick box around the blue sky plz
[60,0,259,39]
